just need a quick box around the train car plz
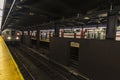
[1,28,21,43]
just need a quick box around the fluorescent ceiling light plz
[98,13,107,17]
[84,17,90,20]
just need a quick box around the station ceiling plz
[1,0,120,30]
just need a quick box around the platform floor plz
[0,36,24,80]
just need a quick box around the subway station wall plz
[49,38,120,80]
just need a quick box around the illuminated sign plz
[70,42,80,48]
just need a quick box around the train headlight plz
[7,37,11,40]
[16,37,19,40]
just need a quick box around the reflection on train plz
[60,27,106,39]
[1,28,21,43]
[29,25,120,42]
[40,26,107,41]
[85,27,106,39]
[63,27,106,39]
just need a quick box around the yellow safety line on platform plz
[0,36,24,80]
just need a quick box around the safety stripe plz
[1,37,24,80]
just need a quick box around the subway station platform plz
[0,36,24,80]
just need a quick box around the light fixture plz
[16,36,19,40]
[16,5,22,9]
[84,17,90,20]
[29,12,34,16]
[7,37,11,40]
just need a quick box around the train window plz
[64,29,74,33]
[76,29,80,32]
[6,31,10,35]
[12,31,15,36]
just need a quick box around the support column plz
[28,30,30,36]
[40,32,42,40]
[26,30,31,46]
[74,32,76,38]
[31,30,33,38]
[81,28,84,39]
[106,11,118,40]
[54,26,60,37]
[49,31,51,39]
[61,29,64,37]
[36,29,40,48]
[21,30,24,43]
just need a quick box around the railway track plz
[8,44,89,80]
[9,46,36,80]
[9,45,52,80]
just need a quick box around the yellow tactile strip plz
[0,36,24,80]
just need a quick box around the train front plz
[2,29,21,44]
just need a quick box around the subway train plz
[39,27,106,40]
[1,28,21,43]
